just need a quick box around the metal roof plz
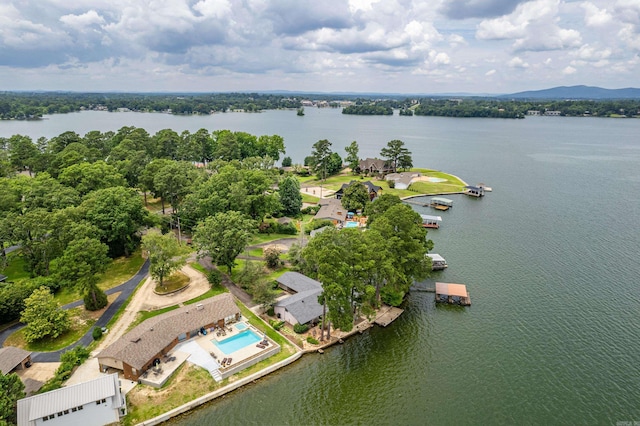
[17,373,122,422]
[426,253,446,262]
[420,214,442,222]
[430,197,453,204]
[465,185,482,191]
[435,282,469,298]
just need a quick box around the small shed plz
[0,347,32,374]
[435,282,470,306]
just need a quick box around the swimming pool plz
[345,221,359,228]
[234,322,248,331]
[212,329,261,355]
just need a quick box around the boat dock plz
[430,197,454,211]
[420,214,442,229]
[373,305,404,327]
[435,282,471,306]
[464,185,485,197]
[426,253,448,270]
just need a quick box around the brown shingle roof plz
[97,293,239,370]
[0,347,31,374]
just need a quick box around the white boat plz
[477,183,492,192]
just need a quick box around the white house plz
[17,374,125,426]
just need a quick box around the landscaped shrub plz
[267,306,275,316]
[301,205,321,215]
[388,180,395,189]
[39,346,90,393]
[207,269,222,287]
[264,247,281,269]
[84,285,108,311]
[92,326,103,341]
[306,336,319,345]
[269,319,285,330]
[293,323,309,334]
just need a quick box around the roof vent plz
[197,304,204,310]
[131,337,141,343]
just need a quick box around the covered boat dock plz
[426,253,448,270]
[430,197,453,211]
[435,282,470,306]
[464,185,485,197]
[420,214,442,229]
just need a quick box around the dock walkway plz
[374,305,404,327]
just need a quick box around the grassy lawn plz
[248,233,297,246]
[127,305,180,332]
[183,286,228,305]
[247,247,263,257]
[266,267,290,280]
[3,294,118,351]
[154,271,189,294]
[301,192,320,203]
[55,249,145,306]
[0,252,31,283]
[189,262,207,275]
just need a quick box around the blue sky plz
[1,0,638,94]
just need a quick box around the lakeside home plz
[274,272,324,326]
[334,181,382,201]
[97,293,240,382]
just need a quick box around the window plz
[64,410,69,414]
[72,407,77,412]
[57,412,63,417]
[48,415,55,420]
[78,406,83,411]
[101,399,106,404]
[43,417,48,422]
[96,401,100,405]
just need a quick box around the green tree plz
[341,182,370,212]
[213,130,240,161]
[380,139,412,173]
[142,229,187,290]
[0,372,25,425]
[193,211,255,274]
[58,161,126,196]
[369,204,432,304]
[279,176,302,216]
[8,135,39,175]
[49,237,111,310]
[264,246,281,269]
[251,278,278,309]
[310,139,333,181]
[256,134,285,160]
[20,286,71,342]
[281,156,292,167]
[345,141,360,173]
[153,161,201,214]
[81,186,150,257]
[363,193,403,226]
[326,152,343,176]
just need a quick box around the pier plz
[435,282,471,306]
[373,305,404,327]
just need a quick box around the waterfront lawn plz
[248,233,296,246]
[247,247,263,257]
[301,192,320,203]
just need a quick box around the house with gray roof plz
[334,180,382,201]
[17,373,125,426]
[97,293,239,381]
[274,272,324,326]
[314,198,347,225]
[0,347,32,375]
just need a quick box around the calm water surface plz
[3,109,640,425]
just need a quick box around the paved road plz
[0,260,150,362]
[197,257,256,308]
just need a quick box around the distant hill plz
[504,85,640,100]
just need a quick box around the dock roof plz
[435,282,468,298]
[431,197,453,204]
[420,214,442,222]
[426,253,446,262]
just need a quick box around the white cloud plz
[60,10,105,30]
[581,2,612,27]
[563,65,577,74]
[485,69,496,76]
[508,57,529,68]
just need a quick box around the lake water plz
[3,108,640,425]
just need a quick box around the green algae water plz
[4,109,640,425]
